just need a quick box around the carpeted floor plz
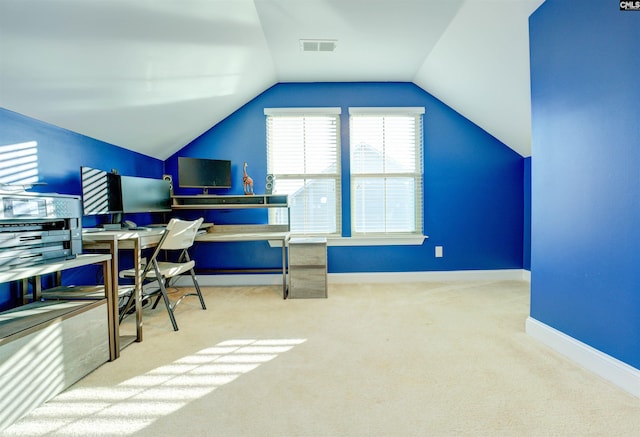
[4,281,640,436]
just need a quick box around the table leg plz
[102,256,117,361]
[33,276,42,302]
[107,239,120,359]
[282,239,287,299]
[134,238,143,342]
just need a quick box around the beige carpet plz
[4,281,640,436]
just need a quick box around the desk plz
[0,253,113,432]
[82,229,164,347]
[82,224,290,344]
[195,225,290,298]
[171,194,290,297]
[0,254,113,355]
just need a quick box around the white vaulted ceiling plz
[0,0,544,160]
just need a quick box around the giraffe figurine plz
[242,161,254,195]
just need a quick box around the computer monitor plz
[120,175,172,213]
[81,166,123,215]
[178,157,232,193]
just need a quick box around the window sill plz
[327,235,427,246]
[269,235,427,247]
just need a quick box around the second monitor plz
[178,157,232,194]
[119,175,172,213]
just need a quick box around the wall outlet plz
[435,246,443,258]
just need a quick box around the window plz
[265,108,341,235]
[349,107,424,236]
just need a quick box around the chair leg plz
[151,279,168,309]
[157,278,179,331]
[118,292,135,323]
[190,269,207,310]
[151,293,162,309]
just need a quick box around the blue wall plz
[0,108,165,309]
[530,1,640,368]
[0,81,526,309]
[524,157,531,271]
[167,82,524,274]
[0,109,164,198]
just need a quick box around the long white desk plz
[172,194,290,297]
[82,224,290,342]
[195,224,290,298]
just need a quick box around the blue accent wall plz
[0,81,526,309]
[530,1,640,368]
[0,108,164,309]
[167,82,524,274]
[524,157,531,271]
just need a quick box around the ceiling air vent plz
[300,39,337,52]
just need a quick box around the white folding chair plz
[119,217,206,331]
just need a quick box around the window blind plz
[349,108,424,235]
[266,109,341,235]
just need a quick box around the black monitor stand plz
[99,213,123,230]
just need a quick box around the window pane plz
[384,178,416,232]
[267,112,340,235]
[271,178,337,234]
[353,177,416,233]
[269,116,338,176]
[350,111,423,236]
[351,115,417,175]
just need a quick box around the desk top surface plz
[82,225,289,251]
[82,228,165,240]
[195,231,290,242]
[0,254,112,283]
[82,223,216,241]
[83,224,288,242]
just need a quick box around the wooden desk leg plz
[33,275,42,302]
[134,238,143,342]
[107,239,120,359]
[54,271,62,287]
[102,256,117,361]
[282,239,287,299]
[20,278,29,304]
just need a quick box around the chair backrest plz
[160,218,204,251]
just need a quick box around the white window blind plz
[349,108,424,235]
[265,108,341,235]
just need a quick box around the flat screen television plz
[120,175,172,213]
[178,157,232,193]
[81,166,123,215]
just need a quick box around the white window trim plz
[266,108,342,236]
[265,107,342,115]
[269,235,428,248]
[348,107,425,237]
[349,107,425,115]
[265,106,427,244]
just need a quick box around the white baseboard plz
[194,269,529,287]
[328,269,528,283]
[526,317,640,398]
[195,274,285,287]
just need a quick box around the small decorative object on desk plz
[242,161,254,195]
